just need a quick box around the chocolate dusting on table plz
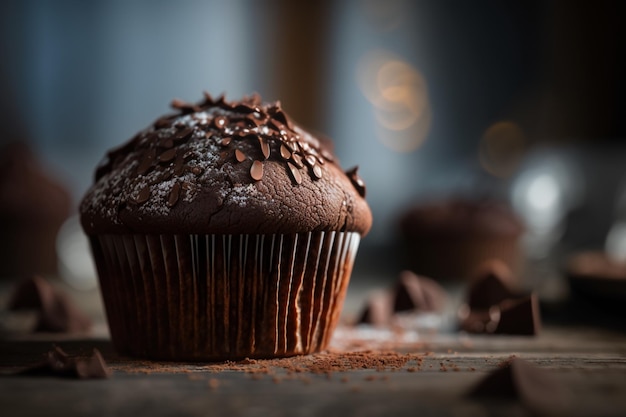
[110,350,428,379]
[95,92,343,209]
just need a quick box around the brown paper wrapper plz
[90,232,360,361]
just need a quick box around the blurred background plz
[1,0,625,305]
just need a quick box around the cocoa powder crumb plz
[498,355,518,368]
[109,350,430,379]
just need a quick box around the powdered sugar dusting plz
[227,183,259,207]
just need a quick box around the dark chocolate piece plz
[495,294,541,335]
[15,346,111,379]
[467,260,517,310]
[356,292,392,326]
[357,271,448,326]
[469,358,567,415]
[393,270,447,313]
[460,260,541,335]
[8,276,91,333]
[345,166,366,198]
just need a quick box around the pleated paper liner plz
[89,231,360,361]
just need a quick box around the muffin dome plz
[398,198,523,239]
[397,197,524,281]
[80,93,372,236]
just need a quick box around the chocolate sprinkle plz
[233,104,256,114]
[154,117,174,129]
[173,127,194,142]
[213,115,228,129]
[168,182,181,207]
[135,186,150,204]
[280,144,292,160]
[159,138,174,149]
[171,98,201,113]
[173,153,185,176]
[235,149,247,162]
[288,162,302,185]
[304,155,316,167]
[158,148,177,163]
[312,165,323,180]
[291,153,304,169]
[137,149,156,175]
[250,160,264,181]
[260,137,271,159]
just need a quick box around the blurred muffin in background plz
[565,251,626,314]
[396,197,525,281]
[0,141,72,278]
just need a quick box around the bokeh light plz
[479,121,527,178]
[357,49,431,152]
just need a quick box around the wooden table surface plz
[1,278,626,417]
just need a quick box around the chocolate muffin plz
[80,93,372,360]
[397,198,524,281]
[0,142,72,278]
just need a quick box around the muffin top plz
[80,93,372,236]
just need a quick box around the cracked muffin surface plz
[80,92,372,236]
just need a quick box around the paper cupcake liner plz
[89,231,360,360]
